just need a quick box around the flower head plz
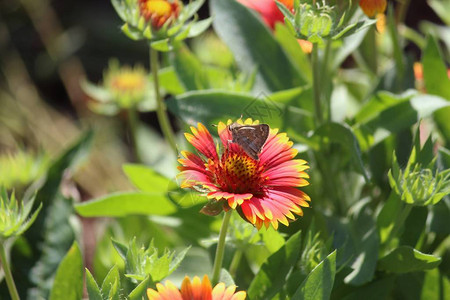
[178,119,310,230]
[359,0,387,18]
[147,275,246,300]
[139,0,180,29]
[112,0,211,50]
[82,60,156,114]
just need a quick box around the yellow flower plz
[147,275,246,300]
[104,61,149,108]
[139,0,181,29]
[359,0,387,18]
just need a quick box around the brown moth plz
[228,122,270,160]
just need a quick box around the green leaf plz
[128,276,151,300]
[292,250,337,300]
[122,164,171,193]
[378,246,441,273]
[172,44,209,90]
[274,23,312,83]
[101,265,121,300]
[85,269,103,300]
[167,90,312,130]
[313,122,369,182]
[344,199,380,286]
[159,67,186,95]
[211,0,304,92]
[112,239,128,260]
[248,231,302,299]
[151,39,171,51]
[75,192,177,217]
[169,246,191,275]
[422,36,450,145]
[377,192,403,245]
[49,242,83,300]
[187,17,213,38]
[341,276,395,300]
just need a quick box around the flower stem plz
[311,45,323,126]
[127,108,142,163]
[0,243,20,300]
[211,210,233,285]
[149,47,177,153]
[228,248,243,278]
[384,203,413,250]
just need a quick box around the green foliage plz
[378,246,441,274]
[293,250,337,300]
[211,0,306,92]
[49,242,84,300]
[10,131,93,299]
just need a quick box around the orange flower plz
[147,275,246,300]
[178,119,310,230]
[359,0,387,18]
[139,0,180,29]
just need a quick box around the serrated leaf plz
[378,246,441,273]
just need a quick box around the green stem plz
[320,40,332,122]
[0,243,20,300]
[150,47,177,153]
[384,203,412,250]
[397,0,411,25]
[127,108,142,163]
[228,248,243,278]
[211,210,233,285]
[311,45,323,126]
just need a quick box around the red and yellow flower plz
[147,275,246,300]
[359,0,387,18]
[178,119,310,230]
[138,0,181,29]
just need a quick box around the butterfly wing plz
[230,124,269,160]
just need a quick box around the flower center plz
[208,150,266,195]
[110,71,146,92]
[139,0,180,29]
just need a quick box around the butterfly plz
[228,122,270,160]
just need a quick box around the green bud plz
[388,150,450,206]
[0,188,41,242]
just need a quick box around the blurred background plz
[0,0,448,292]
